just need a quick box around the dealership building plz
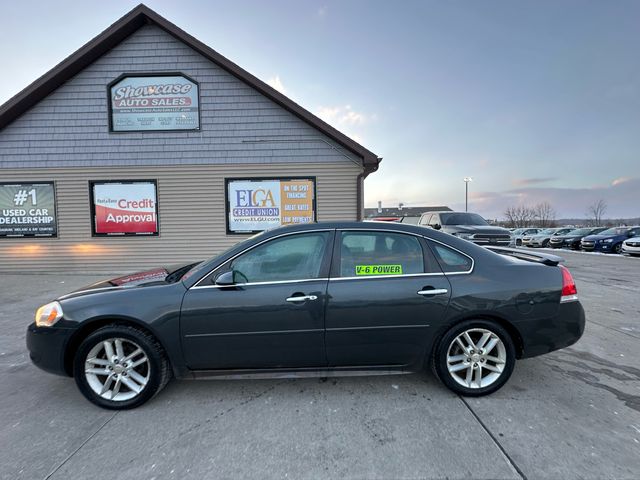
[0,5,380,273]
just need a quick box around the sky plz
[1,0,639,219]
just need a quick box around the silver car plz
[525,228,575,248]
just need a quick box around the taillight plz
[559,265,578,302]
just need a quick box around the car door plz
[180,230,334,370]
[324,229,452,367]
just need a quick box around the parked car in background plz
[509,228,541,247]
[524,228,575,248]
[581,226,640,254]
[622,236,640,256]
[549,227,608,250]
[368,217,400,222]
[418,211,511,246]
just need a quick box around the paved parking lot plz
[1,250,639,480]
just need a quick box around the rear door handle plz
[417,288,448,296]
[286,295,318,303]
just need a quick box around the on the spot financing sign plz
[226,178,316,233]
[110,75,199,131]
[91,181,158,236]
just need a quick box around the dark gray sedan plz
[27,222,584,409]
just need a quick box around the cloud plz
[266,75,287,95]
[315,104,376,144]
[316,105,374,127]
[462,177,640,219]
[612,176,632,186]
[512,177,556,186]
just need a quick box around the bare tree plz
[534,201,556,228]
[586,199,607,226]
[504,205,536,228]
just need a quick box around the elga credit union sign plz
[109,74,199,131]
[0,182,57,237]
[91,181,158,236]
[226,178,316,233]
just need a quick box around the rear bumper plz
[26,323,74,376]
[516,301,585,359]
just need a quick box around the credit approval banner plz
[110,75,199,131]
[91,181,158,235]
[226,178,316,233]
[0,182,57,237]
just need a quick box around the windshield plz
[512,228,524,235]
[599,227,628,236]
[567,228,591,236]
[440,213,489,226]
[539,228,556,234]
[180,231,266,281]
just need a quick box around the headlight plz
[455,233,474,240]
[603,238,613,243]
[35,301,63,327]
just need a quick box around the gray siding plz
[0,163,360,273]
[0,24,360,169]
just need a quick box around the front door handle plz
[286,294,318,303]
[417,288,448,296]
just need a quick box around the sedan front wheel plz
[73,325,171,409]
[434,320,516,396]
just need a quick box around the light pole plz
[463,177,473,212]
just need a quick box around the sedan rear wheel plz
[74,325,171,409]
[434,320,515,396]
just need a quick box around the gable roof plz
[0,3,381,175]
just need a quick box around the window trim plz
[332,227,475,276]
[331,229,447,280]
[191,229,334,289]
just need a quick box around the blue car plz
[581,226,640,254]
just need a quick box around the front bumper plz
[622,244,640,255]
[26,323,74,376]
[516,300,585,359]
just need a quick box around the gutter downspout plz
[358,157,382,221]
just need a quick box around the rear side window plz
[339,231,427,277]
[429,241,473,273]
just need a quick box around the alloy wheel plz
[84,337,150,401]
[446,328,507,389]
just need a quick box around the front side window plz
[339,231,426,277]
[429,241,473,273]
[228,232,329,283]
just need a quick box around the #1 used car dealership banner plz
[0,182,57,237]
[109,75,199,131]
[226,178,316,233]
[91,181,158,236]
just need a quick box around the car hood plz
[58,262,199,300]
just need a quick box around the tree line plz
[502,199,608,228]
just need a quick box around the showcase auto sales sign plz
[110,75,199,131]
[92,182,158,235]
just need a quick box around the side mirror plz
[214,271,235,286]
[433,224,441,230]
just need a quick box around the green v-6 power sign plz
[0,182,57,237]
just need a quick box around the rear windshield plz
[440,213,488,226]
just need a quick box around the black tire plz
[433,319,516,397]
[613,243,623,254]
[73,324,171,409]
